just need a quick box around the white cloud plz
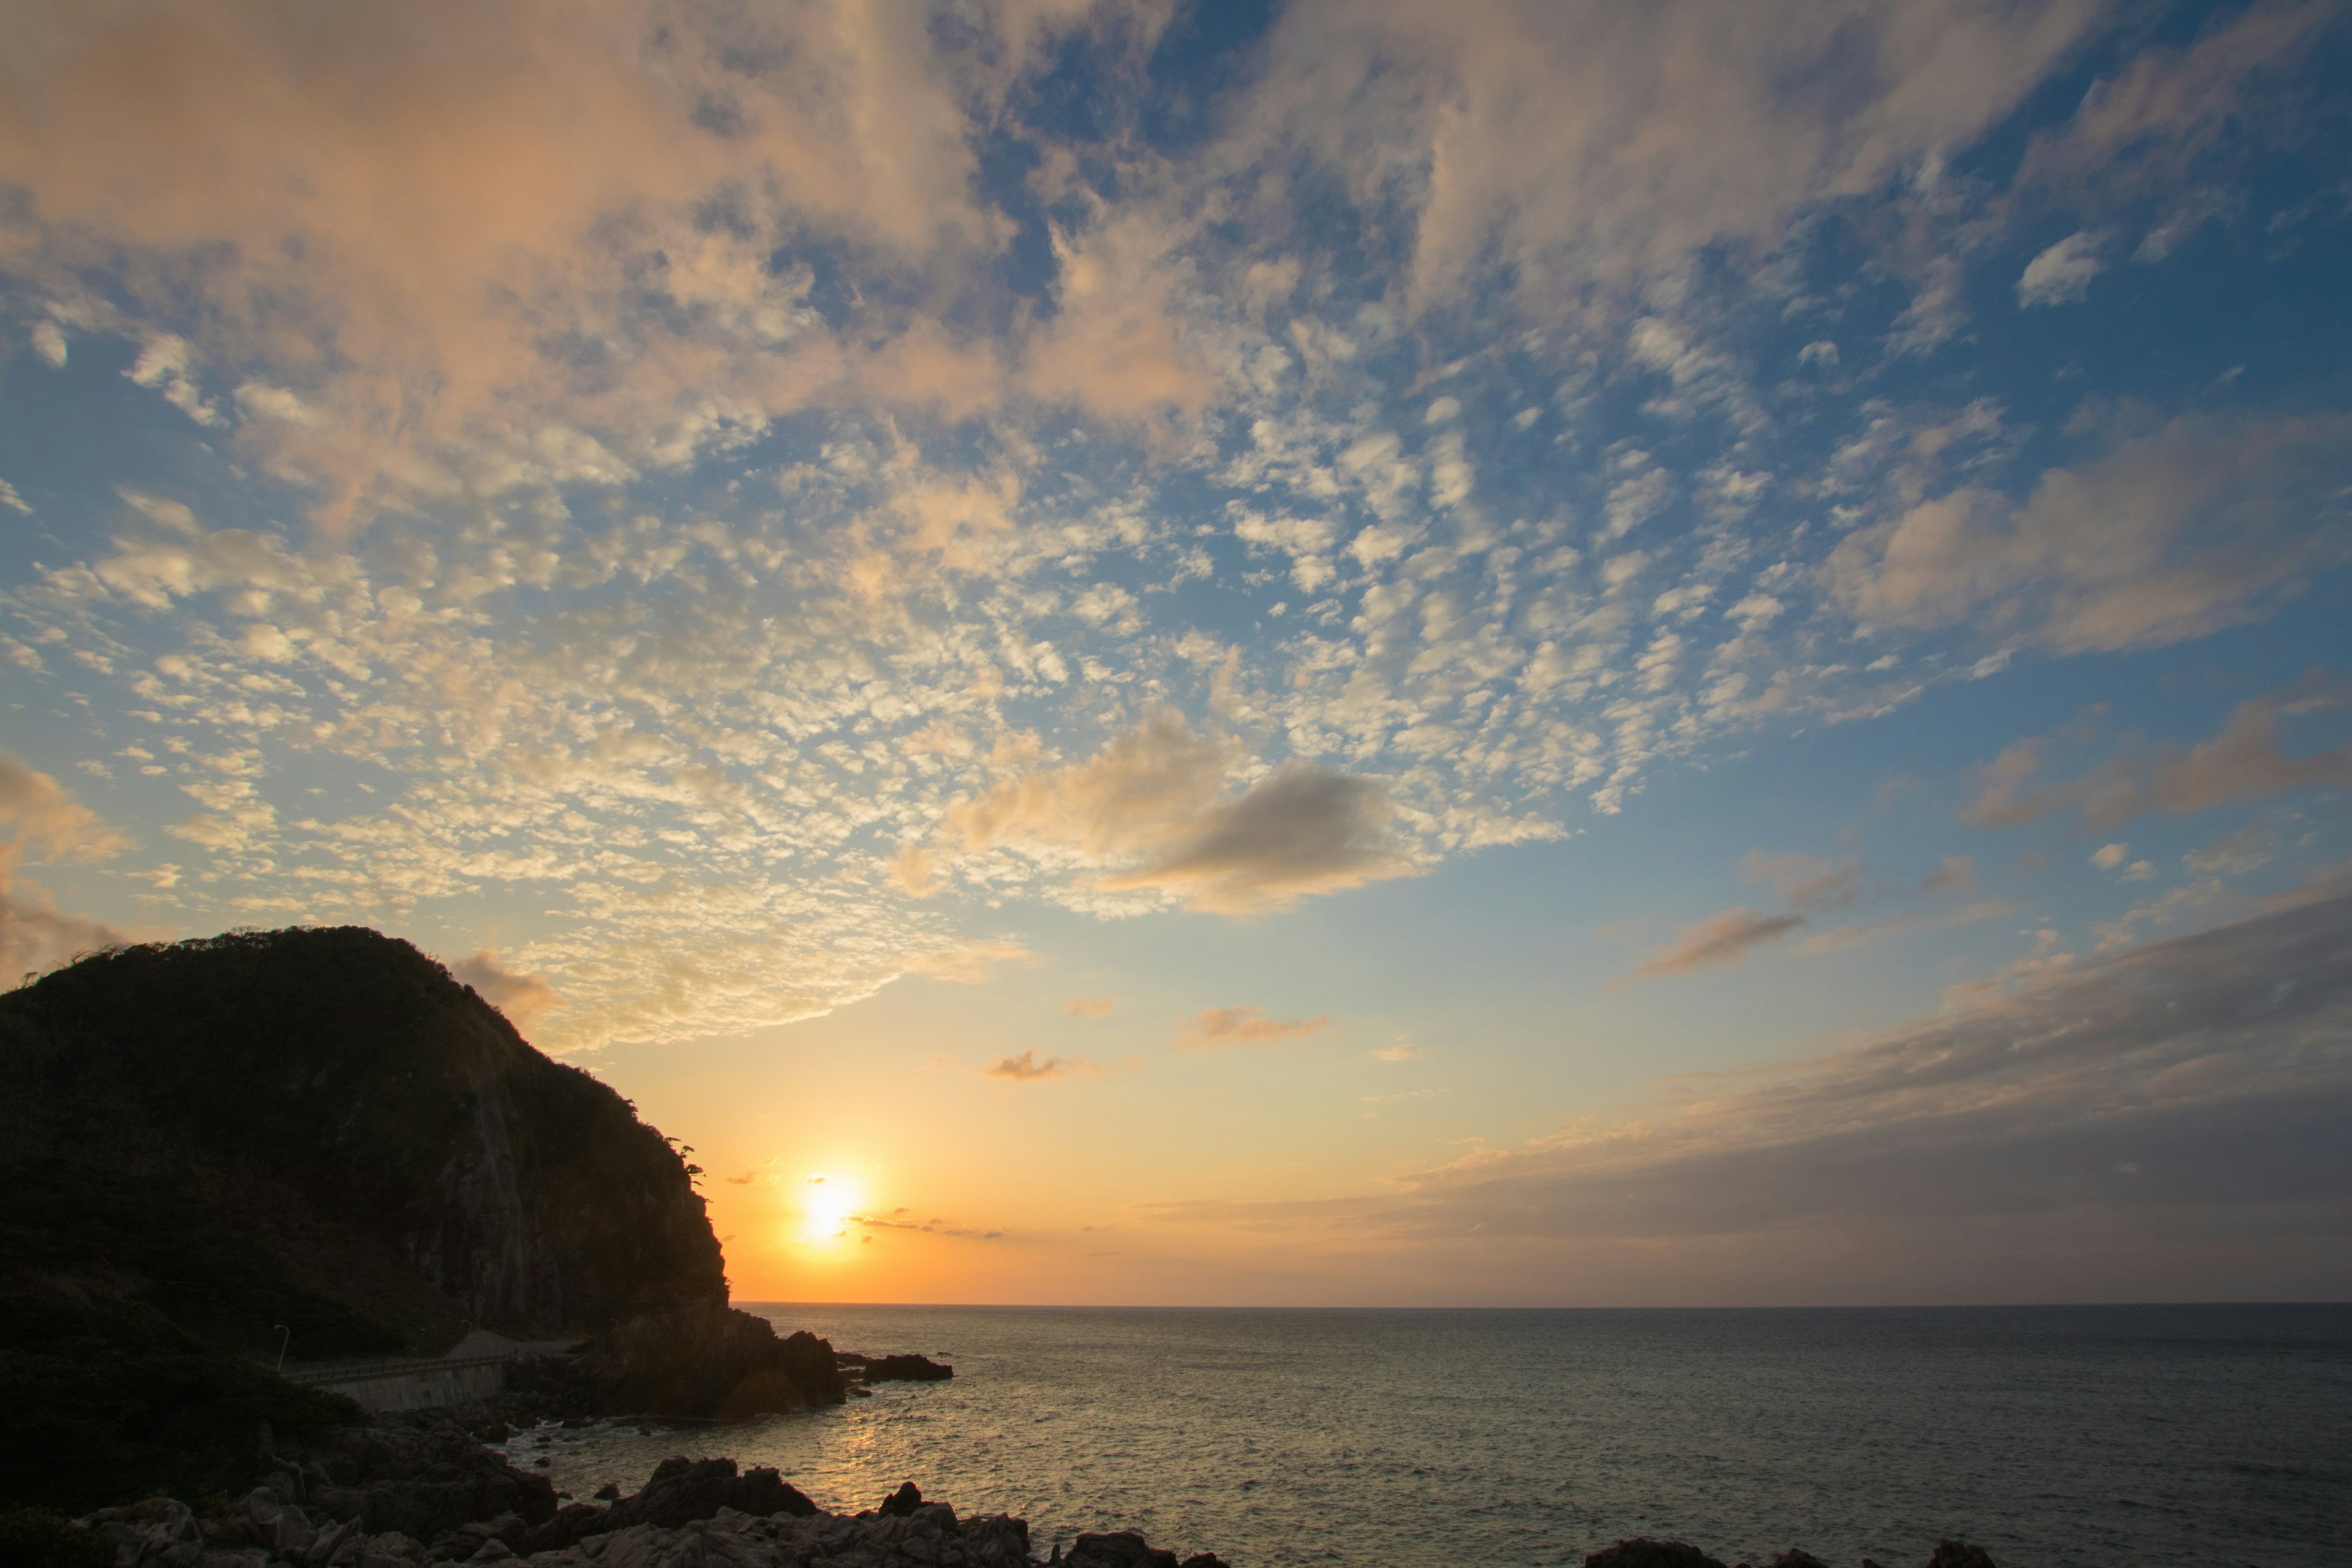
[2016,231,2108,306]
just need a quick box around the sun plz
[797,1172,861,1245]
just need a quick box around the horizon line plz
[729,1297,2352,1312]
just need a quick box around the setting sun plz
[797,1174,861,1245]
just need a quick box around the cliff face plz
[0,927,843,1507]
[0,927,723,1344]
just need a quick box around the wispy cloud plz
[983,1049,1090,1082]
[1153,895,2352,1272]
[1178,1005,1332,1050]
[1632,907,1806,978]
[1962,680,2352,831]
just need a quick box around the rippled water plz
[508,1303,2352,1568]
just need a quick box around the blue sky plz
[2,0,2350,1303]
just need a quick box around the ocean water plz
[510,1303,2352,1568]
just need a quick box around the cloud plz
[1065,996,1115,1017]
[849,1210,1005,1242]
[1178,1005,1332,1050]
[2015,231,2107,306]
[451,948,564,1032]
[2186,824,2275,877]
[1963,684,2352,831]
[1632,907,1804,978]
[0,755,129,982]
[984,1049,1087,1081]
[1920,856,1978,894]
[0,752,131,863]
[946,712,1416,914]
[0,0,1150,524]
[0,876,123,989]
[907,941,1033,986]
[2091,843,2130,870]
[1738,850,1860,911]
[5,1,2344,1064]
[724,1158,778,1186]
[1792,898,2021,957]
[1826,412,2352,655]
[1158,895,2352,1279]
[1420,892,2352,1236]
[2013,1,2341,214]
[1246,0,2098,312]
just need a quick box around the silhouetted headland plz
[0,929,931,1507]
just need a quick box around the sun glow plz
[798,1172,861,1245]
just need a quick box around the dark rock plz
[517,1504,607,1555]
[591,1483,620,1502]
[878,1482,925,1518]
[1924,1544,1997,1568]
[522,1456,814,1552]
[311,1425,554,1541]
[1765,1553,1831,1568]
[841,1352,954,1382]
[1180,1555,1231,1568]
[733,1466,820,1521]
[594,1308,847,1417]
[1584,1542,1730,1568]
[1065,1531,1181,1568]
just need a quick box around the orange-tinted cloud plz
[451,948,564,1032]
[984,1049,1077,1080]
[1177,1005,1330,1049]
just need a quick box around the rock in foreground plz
[68,1427,2000,1568]
[1581,1541,1999,1568]
[72,1455,1216,1568]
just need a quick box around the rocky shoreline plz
[55,1415,2005,1568]
[66,1427,1229,1568]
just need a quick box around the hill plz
[0,927,841,1511]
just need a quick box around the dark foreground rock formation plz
[0,928,846,1510]
[67,1446,1232,1568]
[55,1425,2005,1568]
[1582,1540,1997,1568]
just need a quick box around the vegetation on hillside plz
[0,927,733,1511]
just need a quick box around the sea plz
[505,1303,2352,1568]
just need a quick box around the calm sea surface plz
[508,1303,2352,1568]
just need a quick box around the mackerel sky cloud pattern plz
[3,2,2352,1303]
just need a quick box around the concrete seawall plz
[281,1352,513,1413]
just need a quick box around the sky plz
[2,0,2351,1307]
